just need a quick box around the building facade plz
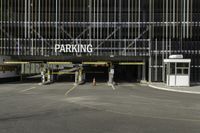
[0,0,200,82]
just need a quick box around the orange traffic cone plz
[93,77,96,86]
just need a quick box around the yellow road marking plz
[65,85,77,96]
[20,87,36,92]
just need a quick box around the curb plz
[149,84,200,95]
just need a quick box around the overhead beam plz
[119,62,144,65]
[47,62,72,65]
[82,61,108,65]
[4,61,29,64]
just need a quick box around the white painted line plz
[20,87,36,92]
[111,84,116,90]
[65,85,77,96]
[139,83,148,86]
[118,84,136,87]
[38,83,43,86]
[149,84,200,95]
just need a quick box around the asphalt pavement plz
[0,82,200,133]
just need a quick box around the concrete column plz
[21,64,24,74]
[108,66,114,85]
[142,62,146,81]
[140,60,147,84]
[75,71,79,85]
[47,69,52,82]
[162,63,165,82]
[40,64,46,84]
[149,57,152,83]
[41,70,46,83]
[78,68,85,84]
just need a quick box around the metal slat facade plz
[0,0,200,82]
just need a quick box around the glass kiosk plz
[164,57,191,87]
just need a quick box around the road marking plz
[65,85,77,96]
[139,83,148,86]
[20,87,36,92]
[118,84,136,87]
[111,84,116,90]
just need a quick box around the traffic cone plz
[93,77,96,86]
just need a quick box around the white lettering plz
[72,45,78,53]
[65,44,71,52]
[55,44,93,53]
[87,44,93,53]
[60,44,66,53]
[55,44,60,53]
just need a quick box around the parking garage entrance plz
[114,62,145,83]
[2,59,147,84]
[84,64,109,83]
[83,61,146,84]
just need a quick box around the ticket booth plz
[163,58,191,87]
